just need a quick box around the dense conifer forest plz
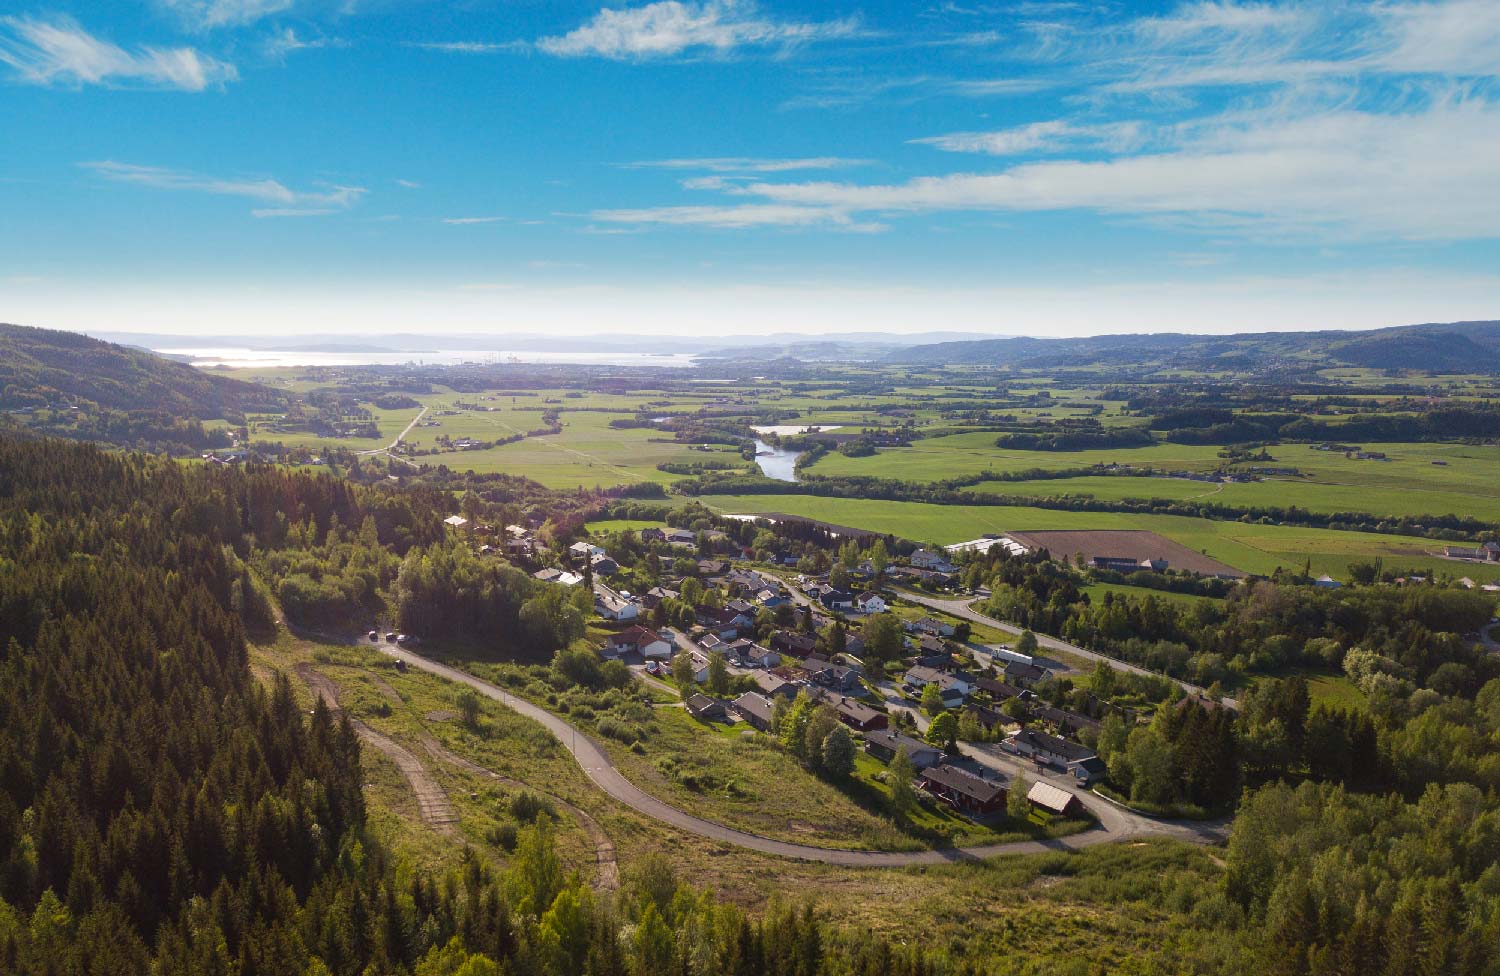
[0,437,953,975]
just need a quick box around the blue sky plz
[2,0,1499,337]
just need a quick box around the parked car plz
[368,630,379,641]
[385,632,397,642]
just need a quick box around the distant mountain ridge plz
[883,320,1500,372]
[0,323,288,417]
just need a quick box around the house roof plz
[922,764,1004,804]
[1027,780,1076,815]
[1009,728,1095,763]
[865,729,936,757]
[833,697,884,726]
[610,625,665,648]
[732,692,775,725]
[685,693,727,717]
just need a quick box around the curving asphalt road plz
[377,643,1229,867]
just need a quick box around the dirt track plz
[294,664,458,832]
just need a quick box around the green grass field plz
[812,435,1500,522]
[700,493,1500,581]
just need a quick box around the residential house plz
[829,696,888,732]
[697,559,730,576]
[1026,780,1083,818]
[1004,729,1098,774]
[604,625,673,660]
[1313,574,1342,588]
[910,549,958,573]
[569,541,605,559]
[975,677,1028,702]
[919,764,1006,816]
[590,553,619,576]
[854,591,887,614]
[666,528,698,547]
[903,666,973,703]
[442,515,469,529]
[739,644,782,669]
[752,671,799,700]
[641,585,680,610]
[639,527,667,543]
[863,730,941,769]
[685,694,728,722]
[771,630,818,657]
[755,588,790,609]
[1004,661,1051,688]
[730,692,776,731]
[906,617,956,637]
[533,567,583,587]
[594,587,640,622]
[808,662,863,694]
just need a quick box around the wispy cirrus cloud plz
[589,203,886,232]
[81,161,364,215]
[156,0,293,31]
[536,0,860,59]
[441,216,506,225]
[407,40,518,54]
[913,120,1147,156]
[0,15,236,90]
[263,28,344,60]
[742,98,1500,241]
[625,156,870,172]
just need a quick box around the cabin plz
[1026,780,1083,818]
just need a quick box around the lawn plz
[699,493,1500,581]
[806,435,1224,482]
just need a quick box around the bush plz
[596,717,638,743]
[509,790,556,823]
[486,823,519,851]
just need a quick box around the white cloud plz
[626,156,869,172]
[1373,0,1500,76]
[158,0,294,31]
[0,15,237,90]
[395,179,422,189]
[408,41,516,54]
[81,161,364,213]
[914,120,1147,155]
[742,98,1500,241]
[536,0,859,59]
[441,216,506,225]
[589,203,886,232]
[263,28,342,59]
[252,208,337,217]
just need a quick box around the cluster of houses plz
[1444,542,1500,563]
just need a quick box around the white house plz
[854,591,887,614]
[595,587,639,621]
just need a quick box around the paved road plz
[897,589,1239,710]
[378,643,1229,866]
[357,405,428,466]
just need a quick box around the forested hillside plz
[0,436,945,975]
[0,323,286,418]
[885,320,1500,372]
